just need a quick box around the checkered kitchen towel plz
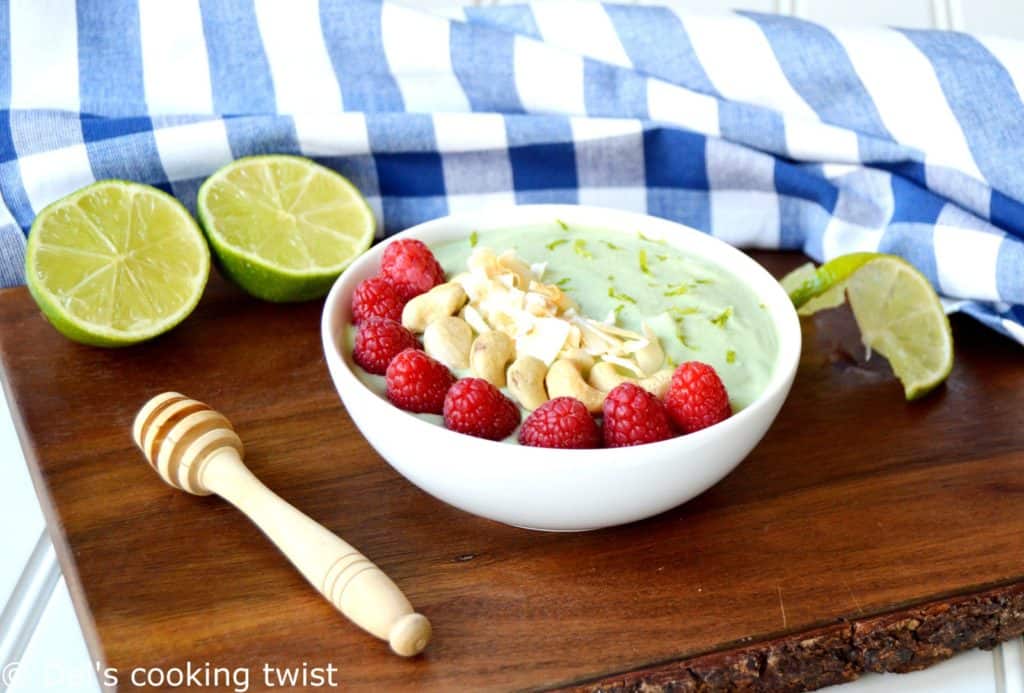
[1,0,1023,345]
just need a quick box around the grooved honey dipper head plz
[133,392,244,496]
[388,613,432,657]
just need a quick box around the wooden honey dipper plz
[132,392,431,657]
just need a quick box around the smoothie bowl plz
[321,205,800,531]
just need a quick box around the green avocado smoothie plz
[346,220,778,439]
[430,222,777,410]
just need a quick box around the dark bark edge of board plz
[565,582,1024,692]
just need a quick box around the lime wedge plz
[784,252,878,309]
[847,257,953,400]
[197,155,374,302]
[780,254,953,400]
[780,262,847,316]
[24,181,210,347]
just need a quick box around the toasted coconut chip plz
[621,338,651,353]
[584,318,645,341]
[602,354,647,377]
[516,317,571,366]
[461,305,490,334]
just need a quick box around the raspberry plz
[519,397,601,449]
[380,239,445,301]
[385,349,455,414]
[351,276,406,324]
[443,378,521,441]
[602,382,675,448]
[665,361,732,433]
[352,318,419,375]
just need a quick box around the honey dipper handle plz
[199,448,431,657]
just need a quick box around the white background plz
[2,1,1023,691]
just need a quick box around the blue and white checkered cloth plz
[1,0,1023,346]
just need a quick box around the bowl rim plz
[320,204,801,463]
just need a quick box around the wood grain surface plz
[1,252,1022,692]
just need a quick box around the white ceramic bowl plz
[321,205,801,531]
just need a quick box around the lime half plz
[197,155,374,302]
[781,254,953,400]
[24,181,210,347]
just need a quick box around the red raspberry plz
[353,318,419,375]
[385,349,454,414]
[443,378,521,441]
[602,382,675,448]
[352,276,406,324]
[665,361,732,433]
[380,239,445,301]
[519,397,601,449]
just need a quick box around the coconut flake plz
[516,317,571,365]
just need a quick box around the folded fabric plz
[0,0,1021,346]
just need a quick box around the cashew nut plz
[633,323,666,375]
[498,252,534,289]
[559,348,595,375]
[507,356,549,411]
[545,359,606,414]
[639,368,674,398]
[589,362,674,399]
[401,282,467,333]
[423,316,473,370]
[588,361,630,392]
[470,331,515,387]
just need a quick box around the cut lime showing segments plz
[781,253,953,400]
[24,181,210,347]
[197,155,375,302]
[847,257,953,400]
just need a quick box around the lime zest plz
[726,349,736,364]
[573,239,592,259]
[637,231,666,245]
[555,218,569,231]
[469,231,479,248]
[710,306,733,327]
[638,249,650,275]
[602,240,621,251]
[546,238,568,251]
[608,287,636,304]
[554,277,571,288]
[664,283,689,297]
[670,306,698,319]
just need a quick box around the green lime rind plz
[24,180,210,347]
[780,262,847,316]
[784,251,880,309]
[196,155,375,303]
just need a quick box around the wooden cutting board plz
[2,252,1023,692]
